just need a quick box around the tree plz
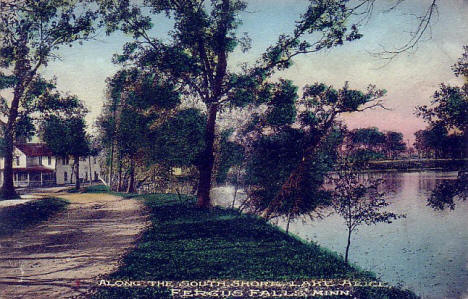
[236,80,385,223]
[345,127,386,166]
[96,0,443,208]
[383,131,406,159]
[260,82,385,219]
[0,0,96,198]
[349,127,386,151]
[414,126,464,159]
[148,108,206,172]
[41,115,90,190]
[96,0,371,208]
[416,45,468,209]
[97,68,181,193]
[331,163,404,263]
[416,46,468,146]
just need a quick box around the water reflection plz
[211,171,468,299]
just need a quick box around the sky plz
[42,0,468,145]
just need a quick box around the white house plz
[0,143,101,187]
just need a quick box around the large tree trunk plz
[195,0,230,208]
[2,128,17,199]
[109,143,114,186]
[1,65,30,199]
[197,103,218,208]
[127,158,135,194]
[74,156,80,190]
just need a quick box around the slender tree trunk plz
[74,156,80,190]
[117,153,123,192]
[88,156,92,183]
[286,213,292,233]
[231,167,241,208]
[345,227,352,263]
[231,183,239,209]
[197,103,218,208]
[127,158,135,193]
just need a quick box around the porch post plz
[27,172,30,187]
[40,172,43,187]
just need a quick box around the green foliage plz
[0,198,68,236]
[418,83,468,133]
[245,126,338,218]
[149,108,206,168]
[415,46,467,210]
[0,0,97,197]
[350,128,386,148]
[0,76,85,141]
[346,127,406,161]
[265,80,298,127]
[240,82,384,218]
[414,124,465,159]
[95,0,374,205]
[98,68,181,154]
[92,194,416,299]
[96,68,184,192]
[40,115,90,158]
[384,131,407,159]
[0,1,96,67]
[416,46,468,135]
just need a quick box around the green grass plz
[81,184,139,199]
[0,197,69,237]
[93,194,418,298]
[83,184,111,193]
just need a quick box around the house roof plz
[11,166,55,173]
[15,143,54,157]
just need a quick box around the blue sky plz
[42,0,468,144]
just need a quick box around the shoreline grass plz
[92,193,417,298]
[0,197,69,237]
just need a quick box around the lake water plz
[211,171,468,299]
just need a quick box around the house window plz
[93,157,97,164]
[64,171,68,182]
[16,157,19,166]
[48,156,51,165]
[39,156,43,166]
[63,157,69,165]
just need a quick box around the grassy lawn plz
[0,197,69,237]
[81,184,138,198]
[93,193,417,298]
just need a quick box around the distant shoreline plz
[363,158,467,172]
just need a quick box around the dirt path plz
[0,192,150,299]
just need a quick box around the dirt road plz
[0,192,149,299]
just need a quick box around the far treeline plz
[0,1,466,214]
